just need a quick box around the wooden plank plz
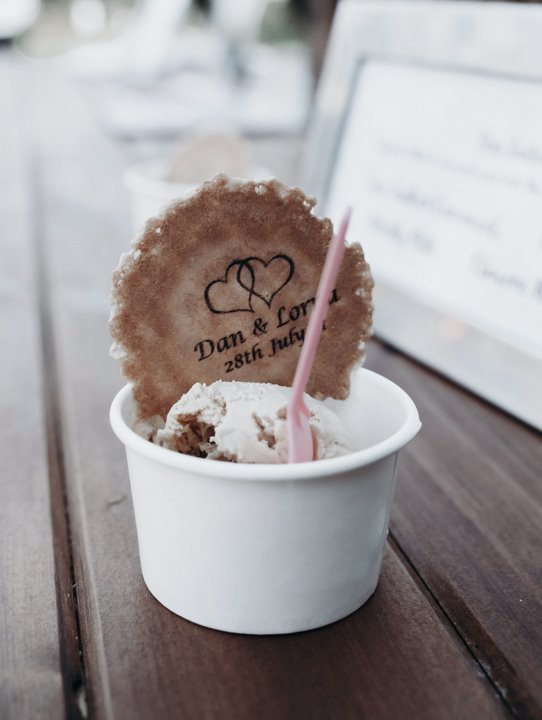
[366,341,542,719]
[0,53,64,720]
[32,66,513,719]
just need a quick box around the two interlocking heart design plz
[204,255,295,314]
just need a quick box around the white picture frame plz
[304,0,542,430]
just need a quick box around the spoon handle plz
[291,207,352,405]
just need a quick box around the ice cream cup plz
[123,159,271,234]
[110,367,421,635]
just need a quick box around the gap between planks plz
[25,84,89,720]
[388,531,538,720]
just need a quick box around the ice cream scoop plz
[153,380,350,464]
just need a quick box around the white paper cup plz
[110,368,420,634]
[123,159,271,234]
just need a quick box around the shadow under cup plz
[110,368,421,634]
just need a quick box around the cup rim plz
[122,159,272,199]
[122,158,194,198]
[110,368,421,482]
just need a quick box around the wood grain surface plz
[0,53,64,720]
[366,343,542,720]
[3,56,541,720]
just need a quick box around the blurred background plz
[3,0,335,137]
[1,0,339,228]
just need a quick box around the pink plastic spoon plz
[287,207,352,463]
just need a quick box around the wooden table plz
[2,52,541,720]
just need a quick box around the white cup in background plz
[123,159,272,235]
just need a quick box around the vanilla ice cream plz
[150,380,350,464]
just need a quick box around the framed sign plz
[305,0,542,430]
